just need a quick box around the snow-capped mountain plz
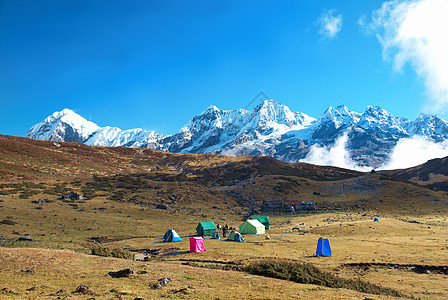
[25,101,448,169]
[26,109,163,148]
[159,100,315,156]
[27,109,101,143]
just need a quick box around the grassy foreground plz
[1,192,447,299]
[1,136,448,299]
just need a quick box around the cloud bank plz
[318,9,343,39]
[380,135,448,170]
[300,133,371,172]
[369,0,448,113]
[301,133,448,171]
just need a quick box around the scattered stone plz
[150,278,172,289]
[73,285,94,295]
[170,287,190,294]
[0,199,5,202]
[156,204,170,210]
[159,277,172,286]
[150,284,162,289]
[18,235,33,241]
[108,268,135,278]
[0,288,17,294]
[52,288,68,296]
[20,268,34,275]
[133,298,145,300]
[26,286,36,291]
[37,199,46,204]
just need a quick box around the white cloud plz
[300,133,371,172]
[318,9,343,39]
[379,135,448,170]
[369,0,448,113]
[300,132,448,172]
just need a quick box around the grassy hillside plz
[1,135,448,299]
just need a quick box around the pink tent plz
[189,237,206,253]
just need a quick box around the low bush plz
[90,244,134,260]
[245,260,405,297]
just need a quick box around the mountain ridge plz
[26,100,448,169]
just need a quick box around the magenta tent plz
[189,237,206,253]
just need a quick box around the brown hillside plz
[389,156,448,191]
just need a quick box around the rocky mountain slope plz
[26,100,448,168]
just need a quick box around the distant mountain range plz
[26,100,448,168]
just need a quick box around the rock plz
[150,284,162,289]
[150,278,172,289]
[107,268,135,278]
[38,199,46,204]
[52,288,68,296]
[73,285,93,295]
[159,277,172,286]
[170,287,190,294]
[0,199,5,202]
[18,235,33,241]
[0,219,16,225]
[0,288,17,294]
[156,204,170,210]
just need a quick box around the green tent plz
[239,219,265,235]
[227,231,244,242]
[196,221,217,236]
[249,216,270,230]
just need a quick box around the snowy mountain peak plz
[27,108,100,142]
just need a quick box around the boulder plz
[107,268,134,278]
[18,235,33,241]
[73,285,93,295]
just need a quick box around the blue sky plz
[1,0,445,136]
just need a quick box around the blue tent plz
[316,237,332,256]
[227,231,244,242]
[374,217,379,222]
[163,229,182,242]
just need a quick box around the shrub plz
[245,260,404,297]
[90,244,134,260]
[0,219,17,225]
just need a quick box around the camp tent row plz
[162,219,333,256]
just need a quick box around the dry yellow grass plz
[2,191,446,299]
[0,247,395,300]
[1,135,448,299]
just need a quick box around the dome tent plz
[239,219,265,235]
[374,217,379,222]
[227,231,244,242]
[163,229,182,242]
